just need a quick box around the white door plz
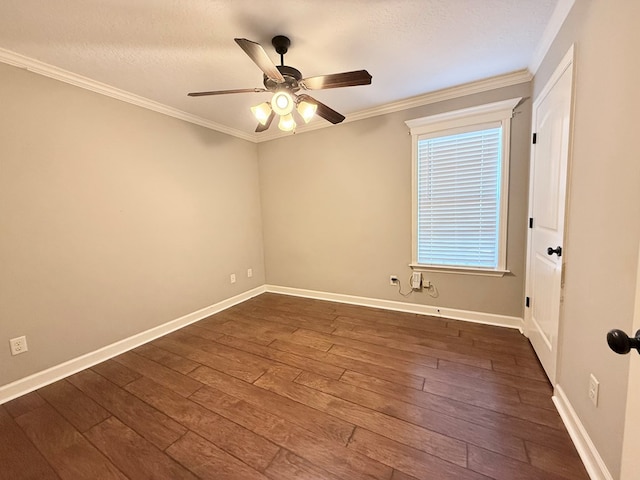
[525,47,574,384]
[620,243,640,480]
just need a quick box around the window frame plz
[405,97,521,277]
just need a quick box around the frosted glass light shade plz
[271,91,294,115]
[297,100,317,123]
[278,113,296,132]
[251,102,272,125]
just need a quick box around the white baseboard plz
[265,285,523,331]
[0,286,266,405]
[553,385,613,480]
[1,284,524,404]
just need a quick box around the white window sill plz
[409,264,510,277]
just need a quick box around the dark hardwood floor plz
[0,293,590,479]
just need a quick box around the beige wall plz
[0,63,265,386]
[534,1,640,477]
[258,83,531,318]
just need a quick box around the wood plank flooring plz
[0,293,590,480]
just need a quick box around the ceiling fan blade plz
[188,87,266,97]
[301,70,372,90]
[298,94,346,124]
[234,38,285,84]
[255,111,275,133]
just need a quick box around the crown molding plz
[255,69,532,142]
[0,47,531,144]
[0,47,256,143]
[529,0,576,74]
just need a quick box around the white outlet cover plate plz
[9,336,28,355]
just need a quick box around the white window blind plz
[416,126,502,268]
[406,97,520,275]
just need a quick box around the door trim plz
[620,241,640,479]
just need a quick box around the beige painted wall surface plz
[534,1,640,477]
[0,63,265,386]
[259,83,531,318]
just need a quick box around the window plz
[405,98,520,276]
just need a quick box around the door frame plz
[524,44,575,383]
[620,241,640,479]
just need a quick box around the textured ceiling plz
[0,0,559,139]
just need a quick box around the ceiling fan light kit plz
[188,35,372,134]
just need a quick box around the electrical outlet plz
[389,275,399,285]
[247,268,253,278]
[10,336,28,356]
[588,374,599,406]
[230,274,236,284]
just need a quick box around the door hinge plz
[532,133,537,144]
[525,296,530,308]
[529,217,533,229]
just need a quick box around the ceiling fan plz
[188,35,372,133]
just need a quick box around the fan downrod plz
[263,35,301,92]
[272,35,291,67]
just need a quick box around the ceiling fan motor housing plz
[263,35,301,93]
[263,65,302,93]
